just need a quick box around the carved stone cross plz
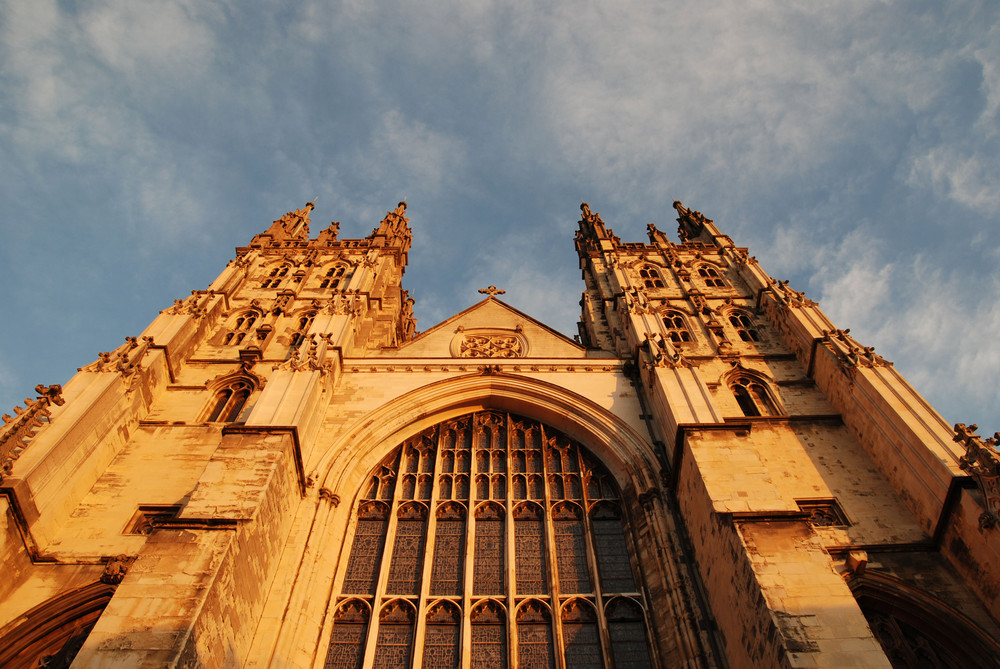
[478,286,506,297]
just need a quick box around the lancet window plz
[203,377,255,423]
[661,310,693,344]
[319,264,349,289]
[697,265,728,288]
[289,310,316,348]
[261,264,291,288]
[222,310,261,346]
[639,265,665,289]
[325,411,656,667]
[729,375,780,417]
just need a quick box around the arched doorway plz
[322,410,657,668]
[851,571,1000,668]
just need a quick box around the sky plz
[1,1,998,436]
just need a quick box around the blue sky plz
[1,1,998,435]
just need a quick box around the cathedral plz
[2,200,999,668]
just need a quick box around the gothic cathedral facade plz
[2,201,1000,668]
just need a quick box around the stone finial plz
[478,286,506,297]
[954,423,1000,531]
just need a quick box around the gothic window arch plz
[319,263,349,289]
[203,375,258,423]
[323,599,370,669]
[261,263,292,288]
[850,573,1000,669]
[661,310,693,344]
[727,310,761,342]
[697,264,728,288]
[639,265,665,289]
[325,411,657,668]
[289,310,317,348]
[221,309,262,346]
[728,373,781,417]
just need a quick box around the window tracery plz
[319,264,349,289]
[323,600,369,669]
[697,265,728,287]
[325,411,655,667]
[203,377,255,423]
[372,601,415,668]
[289,311,316,348]
[422,602,461,669]
[729,374,780,417]
[222,310,261,346]
[728,311,761,342]
[639,265,666,289]
[662,310,693,344]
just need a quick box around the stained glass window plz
[553,503,591,594]
[514,503,547,595]
[563,600,603,669]
[517,601,555,669]
[607,598,653,669]
[372,602,415,669]
[471,601,508,669]
[474,503,505,596]
[430,505,465,596]
[386,504,427,596]
[342,502,388,595]
[324,600,368,669]
[422,602,460,669]
[592,503,636,593]
[326,411,657,668]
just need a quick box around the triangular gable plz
[382,298,586,358]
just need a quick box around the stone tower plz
[1,200,999,668]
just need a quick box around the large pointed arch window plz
[326,411,658,667]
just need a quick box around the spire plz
[575,202,621,254]
[367,201,412,252]
[250,202,315,246]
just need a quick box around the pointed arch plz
[661,309,694,344]
[849,571,1000,668]
[723,368,782,417]
[323,599,370,669]
[0,581,115,669]
[725,308,761,342]
[696,263,728,288]
[320,407,664,669]
[220,307,264,346]
[561,598,602,669]
[639,264,666,289]
[422,600,461,669]
[316,373,660,500]
[202,367,265,423]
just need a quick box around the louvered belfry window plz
[325,411,656,668]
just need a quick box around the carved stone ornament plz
[451,329,527,358]
[955,423,1000,531]
[822,329,891,369]
[644,332,692,369]
[161,292,207,318]
[100,554,136,585]
[1,384,64,477]
[770,279,817,308]
[79,336,155,388]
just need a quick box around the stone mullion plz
[461,424,477,669]
[502,414,516,668]
[578,449,615,669]
[539,423,567,669]
[361,447,407,669]
[413,434,442,669]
